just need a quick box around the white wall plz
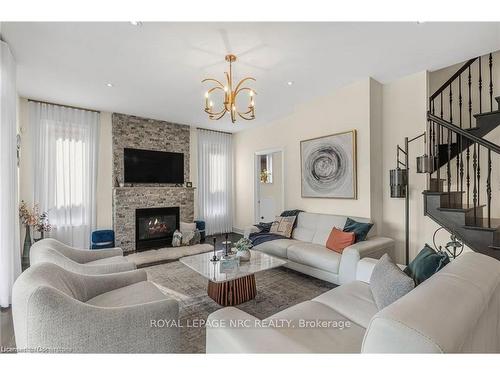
[232,78,383,232]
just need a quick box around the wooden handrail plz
[428,113,500,154]
[429,58,477,101]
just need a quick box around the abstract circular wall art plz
[300,130,357,198]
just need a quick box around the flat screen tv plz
[124,148,184,184]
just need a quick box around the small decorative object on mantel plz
[19,201,51,271]
[301,130,357,199]
[234,237,252,262]
[186,181,193,188]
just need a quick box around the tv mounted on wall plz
[124,148,184,184]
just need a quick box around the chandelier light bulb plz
[205,92,209,98]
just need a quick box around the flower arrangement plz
[19,201,51,234]
[19,201,37,226]
[36,211,52,233]
[235,237,252,252]
[260,169,271,183]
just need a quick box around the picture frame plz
[300,130,357,199]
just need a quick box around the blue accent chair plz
[194,220,206,243]
[91,230,116,250]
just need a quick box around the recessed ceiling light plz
[130,21,143,27]
[106,83,114,88]
[287,81,294,86]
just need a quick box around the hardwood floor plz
[0,307,15,350]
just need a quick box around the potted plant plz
[234,237,253,262]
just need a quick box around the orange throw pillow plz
[326,227,355,253]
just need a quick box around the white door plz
[256,151,283,223]
[258,196,276,222]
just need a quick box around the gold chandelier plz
[202,54,256,123]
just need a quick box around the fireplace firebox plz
[135,207,180,251]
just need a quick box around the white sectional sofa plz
[206,252,500,353]
[244,212,395,285]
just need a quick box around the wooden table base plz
[207,274,257,306]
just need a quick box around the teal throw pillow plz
[343,217,373,242]
[404,244,450,285]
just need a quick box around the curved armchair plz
[30,238,136,274]
[12,262,179,353]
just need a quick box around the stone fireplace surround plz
[112,113,194,253]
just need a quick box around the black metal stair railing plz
[427,53,499,229]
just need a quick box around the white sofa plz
[206,252,500,353]
[244,212,395,285]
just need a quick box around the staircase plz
[423,53,500,259]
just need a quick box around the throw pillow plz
[190,229,201,245]
[255,222,272,233]
[343,217,373,242]
[326,227,355,253]
[404,244,450,286]
[172,230,182,247]
[180,221,196,232]
[269,215,296,238]
[181,230,195,246]
[370,254,415,310]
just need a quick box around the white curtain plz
[31,101,99,249]
[197,129,233,235]
[0,41,21,308]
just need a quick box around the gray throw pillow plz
[370,254,415,310]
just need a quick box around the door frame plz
[254,147,285,223]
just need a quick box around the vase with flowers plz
[234,237,253,262]
[19,201,51,270]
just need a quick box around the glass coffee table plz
[180,250,287,306]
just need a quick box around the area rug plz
[145,261,336,353]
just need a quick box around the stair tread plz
[474,109,500,118]
[465,126,481,131]
[423,190,464,195]
[437,204,485,212]
[463,217,500,231]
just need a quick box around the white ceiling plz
[2,22,500,132]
